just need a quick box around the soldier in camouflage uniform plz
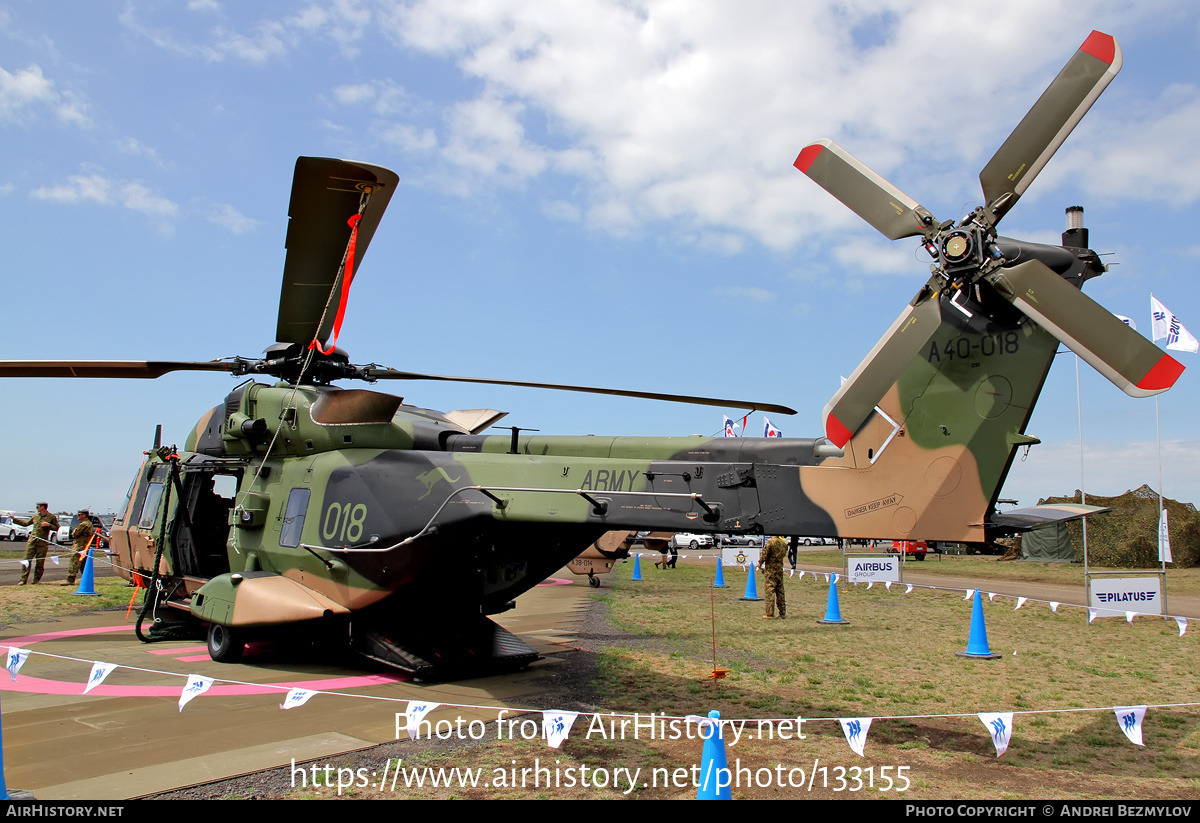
[66,509,96,586]
[14,503,59,585]
[759,535,787,619]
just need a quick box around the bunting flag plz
[6,647,30,681]
[906,584,913,594]
[763,417,782,438]
[1088,609,1098,623]
[19,559,28,569]
[405,701,440,739]
[83,661,117,694]
[866,581,874,590]
[963,589,973,601]
[1159,508,1173,563]
[988,592,997,601]
[281,688,317,710]
[1175,617,1188,637]
[178,675,214,712]
[1050,602,1060,613]
[979,712,1014,757]
[1126,611,1137,624]
[839,717,872,757]
[1015,597,1027,610]
[1115,315,1137,330]
[1151,295,1199,353]
[884,582,892,591]
[1113,706,1147,747]
[542,710,579,749]
[51,556,61,565]
[722,416,739,438]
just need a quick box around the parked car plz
[888,539,928,560]
[0,516,30,542]
[797,536,838,546]
[54,514,110,548]
[716,534,763,548]
[669,532,714,550]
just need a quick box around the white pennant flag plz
[6,647,30,681]
[405,701,440,739]
[1125,611,1137,624]
[19,559,28,569]
[542,710,579,748]
[988,592,997,601]
[1050,602,1060,613]
[885,582,892,591]
[979,712,1014,757]
[866,581,874,590]
[797,570,805,581]
[1159,508,1173,563]
[1015,597,1027,610]
[51,555,61,566]
[963,589,973,601]
[281,688,317,710]
[906,584,913,594]
[1175,617,1188,637]
[1088,609,1098,623]
[1151,295,1199,353]
[178,675,214,712]
[839,717,872,757]
[787,569,794,578]
[1113,706,1147,747]
[84,661,117,694]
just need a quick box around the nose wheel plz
[207,623,245,662]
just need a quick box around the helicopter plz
[0,30,1181,680]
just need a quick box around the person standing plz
[66,509,96,586]
[760,535,787,619]
[14,503,59,585]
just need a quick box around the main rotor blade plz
[795,139,936,240]
[0,361,241,379]
[276,158,400,346]
[364,368,797,415]
[979,31,1121,225]
[822,286,943,448]
[987,260,1183,397]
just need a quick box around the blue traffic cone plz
[739,563,762,601]
[696,710,731,800]
[631,553,643,581]
[713,555,728,588]
[818,573,849,624]
[73,543,100,597]
[957,589,1001,659]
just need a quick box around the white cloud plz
[541,199,580,222]
[206,203,260,234]
[711,285,775,303]
[0,63,90,126]
[30,173,178,226]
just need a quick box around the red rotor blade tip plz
[1080,31,1116,65]
[794,144,824,174]
[825,414,854,449]
[1137,354,1185,392]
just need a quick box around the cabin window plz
[279,488,311,548]
[138,483,165,529]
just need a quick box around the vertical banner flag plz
[839,717,872,757]
[979,712,1014,757]
[542,710,579,748]
[6,647,30,681]
[723,416,738,437]
[1151,295,1199,353]
[1159,508,1173,563]
[1113,706,1147,747]
[405,701,440,739]
[84,661,118,694]
[281,688,317,710]
[763,417,782,437]
[178,675,214,712]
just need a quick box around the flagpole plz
[1077,355,1089,603]
[1157,394,1169,616]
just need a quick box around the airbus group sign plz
[1089,577,1164,615]
[847,555,900,583]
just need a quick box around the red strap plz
[309,213,364,355]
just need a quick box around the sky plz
[2,1,1199,516]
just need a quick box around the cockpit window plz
[280,488,311,548]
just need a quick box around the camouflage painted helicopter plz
[0,30,1181,679]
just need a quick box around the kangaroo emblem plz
[417,466,461,500]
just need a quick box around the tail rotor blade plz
[987,260,1183,396]
[795,139,937,240]
[979,31,1122,224]
[822,286,944,447]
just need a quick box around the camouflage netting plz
[1039,485,1199,568]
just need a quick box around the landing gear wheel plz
[207,623,244,662]
[588,574,600,588]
